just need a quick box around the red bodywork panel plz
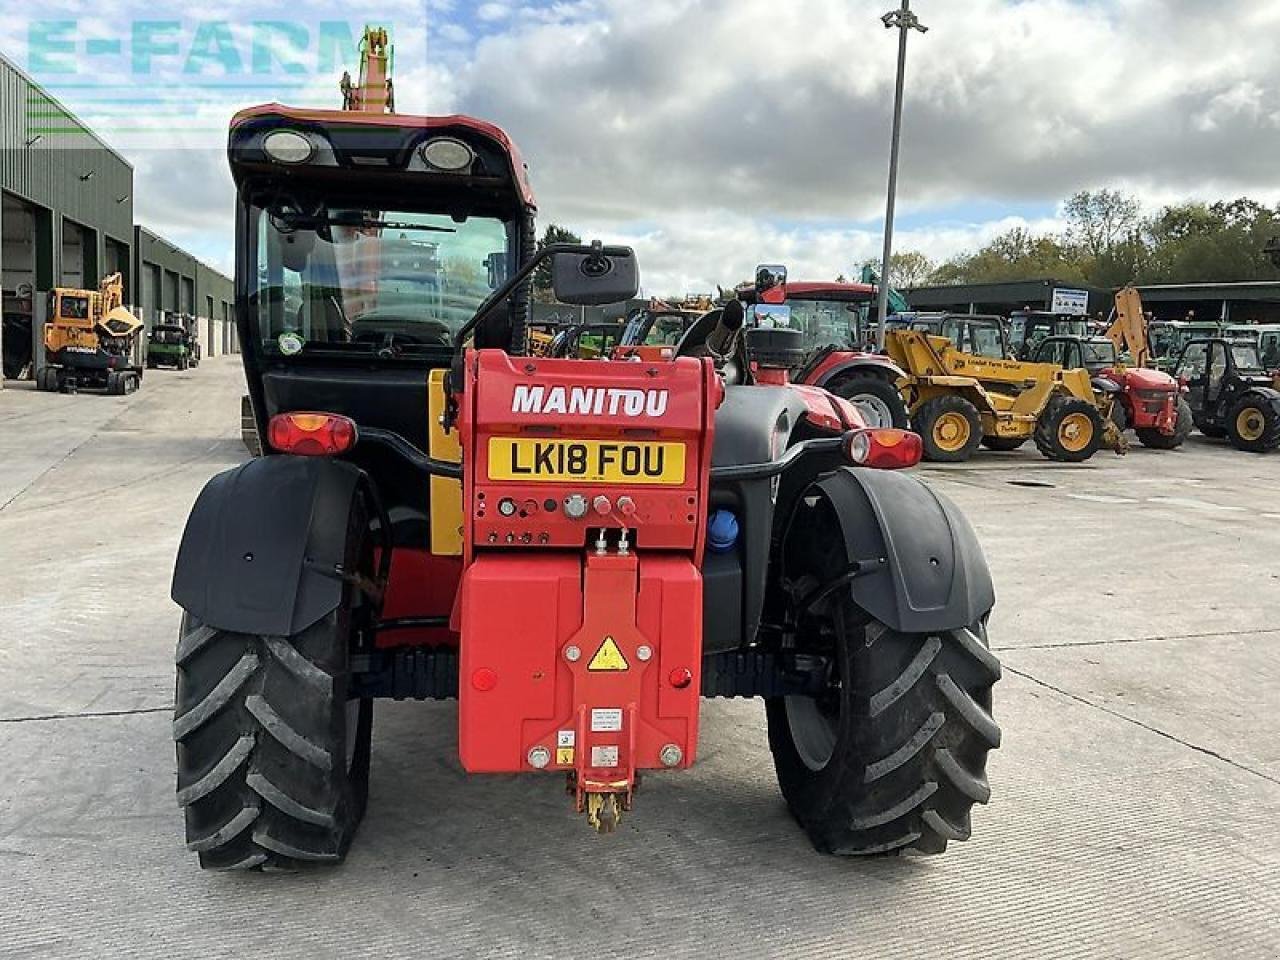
[1104,365,1180,434]
[804,350,905,388]
[377,549,461,648]
[454,351,716,794]
[458,553,701,788]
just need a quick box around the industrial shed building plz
[0,52,234,386]
[904,279,1112,317]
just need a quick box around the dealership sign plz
[1051,288,1090,316]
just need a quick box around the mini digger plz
[168,29,1001,870]
[35,272,144,394]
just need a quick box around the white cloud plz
[11,0,1280,291]
[476,3,512,22]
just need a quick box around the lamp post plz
[875,0,927,350]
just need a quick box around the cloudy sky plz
[6,1,1280,293]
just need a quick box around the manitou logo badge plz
[511,384,669,418]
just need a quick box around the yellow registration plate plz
[487,438,686,485]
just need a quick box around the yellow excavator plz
[36,272,144,394]
[886,326,1126,462]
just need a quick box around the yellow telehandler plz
[885,327,1126,462]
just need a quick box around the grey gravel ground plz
[2,357,1277,959]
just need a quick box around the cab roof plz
[229,103,535,209]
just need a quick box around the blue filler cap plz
[707,510,740,554]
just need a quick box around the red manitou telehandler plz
[169,30,1000,870]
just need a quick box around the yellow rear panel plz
[428,369,463,556]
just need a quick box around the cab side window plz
[1176,342,1209,380]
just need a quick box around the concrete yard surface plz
[1,357,1277,959]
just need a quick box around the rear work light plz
[844,428,923,470]
[267,412,358,456]
[262,129,315,164]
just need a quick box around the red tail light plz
[844,428,923,470]
[267,412,357,456]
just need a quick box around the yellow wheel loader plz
[885,327,1126,463]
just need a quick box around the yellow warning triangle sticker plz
[587,635,629,672]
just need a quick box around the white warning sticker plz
[557,729,575,748]
[591,745,619,768]
[590,708,623,733]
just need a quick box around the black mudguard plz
[812,467,994,634]
[171,455,364,637]
[1245,385,1280,411]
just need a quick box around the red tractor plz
[169,36,999,870]
[738,267,911,429]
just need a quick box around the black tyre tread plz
[768,608,1000,857]
[173,611,369,871]
[830,375,909,429]
[1136,397,1192,449]
[1194,416,1227,438]
[245,693,335,770]
[913,395,983,462]
[979,435,1026,451]
[1226,394,1280,453]
[1033,395,1104,462]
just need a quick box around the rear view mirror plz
[485,251,508,289]
[552,246,639,306]
[755,263,788,292]
[751,304,793,329]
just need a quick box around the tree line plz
[885,190,1280,290]
[535,190,1280,301]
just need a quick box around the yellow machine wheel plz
[933,413,972,452]
[1056,412,1095,454]
[1226,395,1280,453]
[913,395,983,462]
[1034,396,1105,463]
[1235,407,1265,442]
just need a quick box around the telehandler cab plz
[168,30,999,870]
[1172,337,1280,452]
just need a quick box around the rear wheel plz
[914,395,982,462]
[830,376,909,429]
[1034,396,1104,462]
[173,613,371,869]
[1193,417,1227,438]
[979,435,1026,451]
[1227,395,1280,452]
[174,494,375,870]
[767,605,1000,855]
[1137,397,1192,450]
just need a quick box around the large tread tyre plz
[830,376,909,430]
[913,395,983,462]
[1034,396,1104,462]
[1110,397,1131,434]
[979,435,1026,451]
[173,613,371,870]
[1137,397,1192,450]
[240,395,263,458]
[1193,416,1227,439]
[766,605,1000,856]
[1226,394,1280,453]
[174,493,375,871]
